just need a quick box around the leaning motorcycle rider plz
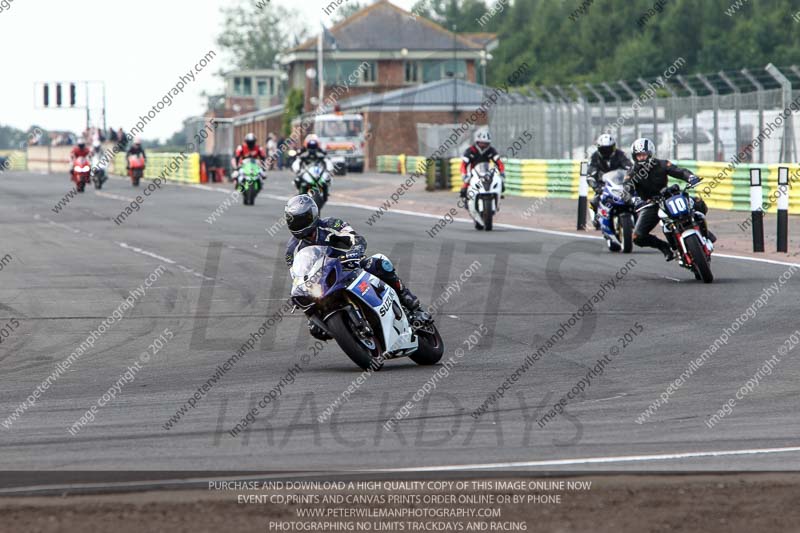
[623,138,715,261]
[587,133,632,229]
[231,132,267,186]
[459,128,506,198]
[284,194,421,341]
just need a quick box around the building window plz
[257,80,267,96]
[242,77,252,96]
[323,61,378,86]
[421,60,467,83]
[360,62,377,84]
[404,61,420,83]
[234,77,242,95]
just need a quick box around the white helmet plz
[631,138,655,164]
[475,129,492,154]
[596,133,616,158]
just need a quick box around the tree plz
[331,2,366,24]
[217,2,309,70]
[282,89,305,137]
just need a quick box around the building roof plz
[329,78,514,112]
[290,1,494,53]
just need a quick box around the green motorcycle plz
[237,158,264,206]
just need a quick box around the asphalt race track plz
[1,170,799,486]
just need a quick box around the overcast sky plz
[0,0,415,141]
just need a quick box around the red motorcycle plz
[128,154,145,187]
[71,156,91,193]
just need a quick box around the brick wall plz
[364,110,489,171]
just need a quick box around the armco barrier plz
[0,150,27,171]
[113,152,200,184]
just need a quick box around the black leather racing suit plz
[624,159,704,254]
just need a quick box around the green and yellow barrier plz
[0,150,27,171]
[113,152,200,184]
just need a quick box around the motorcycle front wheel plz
[326,311,384,371]
[685,234,713,284]
[409,323,444,366]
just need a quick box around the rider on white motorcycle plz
[284,195,421,341]
[459,128,506,199]
[291,135,333,194]
[587,134,632,228]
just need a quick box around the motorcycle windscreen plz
[290,246,328,300]
[241,159,261,179]
[472,162,492,178]
[602,169,625,186]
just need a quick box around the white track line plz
[1,445,799,495]
[370,445,800,473]
[94,191,137,202]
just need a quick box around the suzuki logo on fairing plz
[378,297,393,317]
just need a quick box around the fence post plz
[718,71,741,163]
[577,161,588,230]
[676,75,698,161]
[766,64,796,163]
[741,69,765,164]
[750,168,765,253]
[697,74,719,161]
[602,82,622,149]
[662,81,680,159]
[777,167,789,253]
[618,81,640,140]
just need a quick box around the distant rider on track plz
[69,137,91,180]
[459,128,506,199]
[231,132,267,186]
[587,133,632,229]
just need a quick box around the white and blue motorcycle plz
[290,245,444,370]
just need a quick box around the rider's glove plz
[688,175,702,187]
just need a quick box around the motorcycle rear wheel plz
[326,312,384,371]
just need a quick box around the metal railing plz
[489,64,800,164]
